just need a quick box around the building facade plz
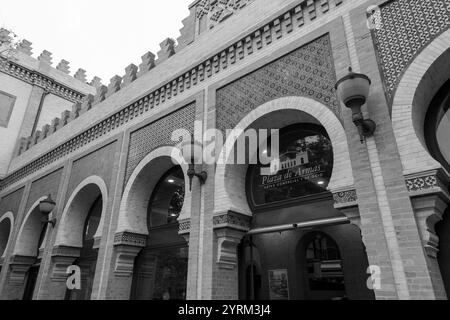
[0,0,449,300]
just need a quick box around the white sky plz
[0,0,192,83]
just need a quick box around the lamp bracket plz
[43,218,57,228]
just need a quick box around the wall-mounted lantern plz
[39,194,57,227]
[335,67,376,143]
[180,138,207,191]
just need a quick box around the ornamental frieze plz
[0,60,85,103]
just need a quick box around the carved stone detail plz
[50,246,81,282]
[113,245,144,277]
[213,211,251,232]
[333,189,358,208]
[214,228,247,270]
[8,255,36,286]
[213,211,250,270]
[412,194,449,258]
[114,232,147,247]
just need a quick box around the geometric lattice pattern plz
[405,174,439,192]
[373,0,450,100]
[333,189,358,205]
[125,103,196,182]
[216,34,339,132]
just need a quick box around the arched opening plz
[55,177,107,300]
[130,166,188,300]
[424,79,450,173]
[15,202,48,301]
[65,195,103,300]
[426,80,450,297]
[229,115,373,300]
[0,212,14,265]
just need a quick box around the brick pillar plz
[211,211,250,300]
[105,232,146,300]
[0,255,35,300]
[347,4,447,299]
[36,246,81,300]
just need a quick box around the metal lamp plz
[335,67,376,143]
[39,194,57,227]
[180,138,207,191]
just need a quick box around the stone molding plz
[213,211,251,232]
[113,231,147,277]
[408,169,450,258]
[333,188,358,209]
[7,255,36,286]
[213,211,251,270]
[50,246,81,282]
[113,244,144,278]
[214,227,247,270]
[113,232,147,248]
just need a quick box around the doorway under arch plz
[130,166,189,300]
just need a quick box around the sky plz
[0,0,193,83]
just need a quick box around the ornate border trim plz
[213,211,251,232]
[333,189,358,209]
[405,169,450,197]
[113,232,147,248]
[0,60,85,103]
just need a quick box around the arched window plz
[131,166,188,300]
[247,124,333,210]
[147,167,185,228]
[304,233,346,298]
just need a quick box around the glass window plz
[65,196,102,300]
[305,233,345,292]
[148,167,185,228]
[132,246,189,300]
[84,196,102,242]
[247,125,333,208]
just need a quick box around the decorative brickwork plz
[125,103,196,182]
[113,232,147,247]
[195,0,256,30]
[213,211,251,231]
[405,170,449,194]
[178,219,191,234]
[0,60,85,103]
[333,189,358,205]
[373,0,450,100]
[216,34,339,132]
